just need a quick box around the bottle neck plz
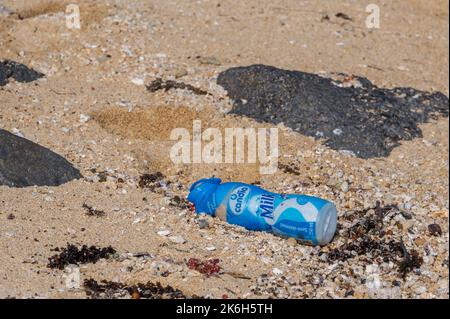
[187,178,222,214]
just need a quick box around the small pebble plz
[157,230,171,237]
[172,68,188,78]
[197,218,210,229]
[79,114,91,123]
[169,235,186,244]
[341,181,349,193]
[198,56,221,65]
[286,237,298,246]
[415,286,427,294]
[401,211,413,220]
[428,223,442,236]
[131,77,144,85]
[272,267,283,276]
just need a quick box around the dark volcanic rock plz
[0,60,44,86]
[0,129,82,187]
[217,64,449,158]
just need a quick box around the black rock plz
[0,129,82,187]
[217,64,449,158]
[0,60,44,86]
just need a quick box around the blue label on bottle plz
[259,193,276,220]
[228,186,250,215]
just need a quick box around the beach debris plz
[170,67,188,78]
[47,244,116,270]
[187,258,221,276]
[83,279,188,299]
[0,60,44,86]
[0,5,12,16]
[326,203,423,277]
[196,216,211,229]
[278,163,301,176]
[169,195,191,209]
[400,211,413,220]
[0,129,82,187]
[197,56,221,66]
[217,64,449,158]
[321,14,330,22]
[250,273,298,298]
[138,172,167,191]
[340,181,349,193]
[79,114,91,123]
[87,168,109,183]
[327,236,403,263]
[272,267,283,276]
[223,271,251,280]
[428,223,443,236]
[335,12,352,21]
[398,238,423,278]
[146,78,208,95]
[157,230,171,237]
[138,173,191,211]
[131,77,145,86]
[169,235,186,244]
[82,203,106,217]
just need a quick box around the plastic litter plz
[188,177,337,245]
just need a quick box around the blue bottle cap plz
[187,177,222,215]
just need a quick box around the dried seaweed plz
[82,203,106,217]
[138,172,191,210]
[83,278,189,299]
[187,258,221,276]
[138,172,167,191]
[146,78,208,95]
[328,202,423,277]
[169,195,191,209]
[335,12,352,21]
[47,244,116,270]
[398,238,423,278]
